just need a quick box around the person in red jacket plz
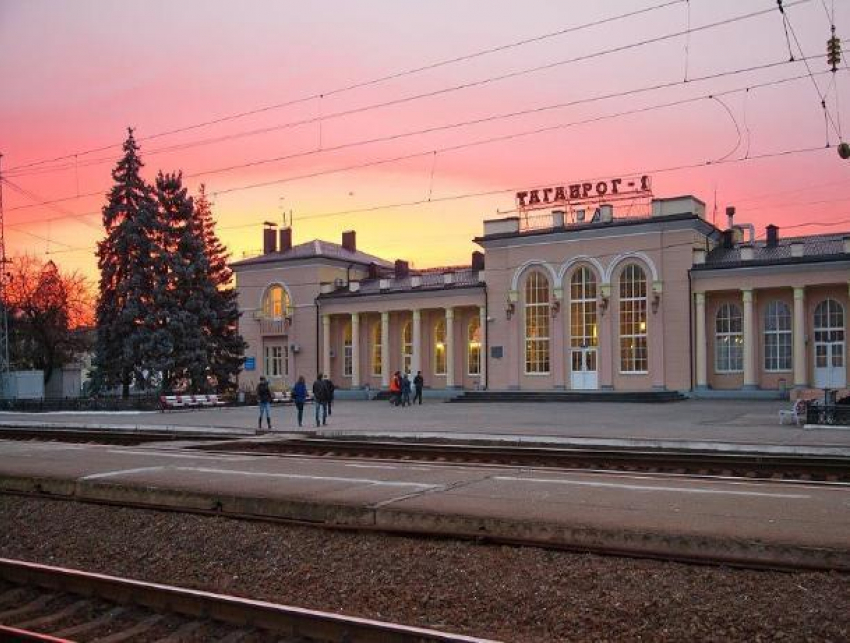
[389,370,401,407]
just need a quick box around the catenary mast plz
[0,154,10,396]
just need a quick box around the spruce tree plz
[196,184,246,391]
[92,128,162,398]
[154,172,213,392]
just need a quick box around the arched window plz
[434,319,446,375]
[715,303,743,373]
[402,321,413,375]
[524,271,551,374]
[343,323,353,377]
[468,317,481,376]
[764,301,792,371]
[619,264,647,373]
[570,267,598,348]
[261,284,291,319]
[371,323,382,377]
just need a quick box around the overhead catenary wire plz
[4,57,837,224]
[2,0,689,174]
[4,0,811,176]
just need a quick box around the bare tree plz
[4,255,94,385]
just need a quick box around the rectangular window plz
[264,345,283,378]
[343,344,353,377]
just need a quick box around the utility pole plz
[0,154,10,397]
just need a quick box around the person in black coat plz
[413,371,424,405]
[312,373,328,427]
[256,376,273,431]
[324,375,336,416]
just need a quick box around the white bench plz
[779,399,806,426]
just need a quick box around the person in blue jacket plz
[292,375,308,428]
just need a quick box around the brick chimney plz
[471,251,485,271]
[394,259,409,278]
[342,230,356,253]
[263,227,277,254]
[279,227,292,253]
[766,224,778,248]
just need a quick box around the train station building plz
[231,176,850,397]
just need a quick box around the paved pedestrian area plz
[0,399,849,451]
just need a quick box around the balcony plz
[254,312,291,336]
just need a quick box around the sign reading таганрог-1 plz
[516,175,651,209]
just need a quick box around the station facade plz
[232,188,850,396]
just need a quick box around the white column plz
[695,292,707,389]
[479,305,487,389]
[381,311,390,388]
[742,289,756,389]
[793,287,806,388]
[351,313,360,388]
[445,307,455,388]
[321,314,331,378]
[412,309,422,376]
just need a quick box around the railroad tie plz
[14,598,89,630]
[90,614,165,643]
[0,593,56,621]
[151,619,205,643]
[52,606,126,639]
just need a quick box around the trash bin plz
[778,378,787,399]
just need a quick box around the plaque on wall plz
[490,346,503,359]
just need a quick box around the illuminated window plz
[570,267,598,348]
[764,301,792,372]
[343,323,353,377]
[434,319,446,375]
[371,323,382,377]
[619,264,648,373]
[402,321,413,375]
[468,317,481,376]
[715,303,743,373]
[524,271,550,374]
[261,284,291,320]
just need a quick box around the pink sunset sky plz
[1,0,849,279]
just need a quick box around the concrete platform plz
[0,437,848,571]
[2,398,850,455]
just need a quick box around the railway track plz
[0,558,495,643]
[0,428,246,446]
[199,437,850,483]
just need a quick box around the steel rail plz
[0,558,499,643]
[200,438,850,482]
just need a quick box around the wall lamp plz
[552,287,563,317]
[506,289,518,320]
[651,280,663,314]
[599,283,611,315]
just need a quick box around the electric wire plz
[4,0,810,176]
[4,58,836,223]
[2,0,689,174]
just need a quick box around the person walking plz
[256,376,273,432]
[413,371,424,405]
[312,373,328,427]
[401,372,412,407]
[389,370,401,407]
[324,375,336,416]
[292,375,308,428]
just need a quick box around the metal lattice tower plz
[0,153,10,396]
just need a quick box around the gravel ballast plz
[1,496,847,642]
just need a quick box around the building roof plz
[230,239,393,269]
[694,233,850,271]
[318,267,483,299]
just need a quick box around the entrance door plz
[814,299,846,388]
[570,348,598,390]
[264,342,289,385]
